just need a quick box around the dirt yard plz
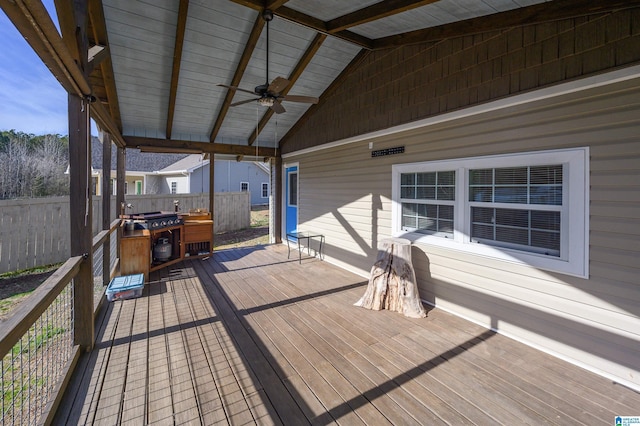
[0,206,270,318]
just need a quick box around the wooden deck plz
[57,244,640,425]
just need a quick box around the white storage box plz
[106,273,144,302]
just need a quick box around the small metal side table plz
[286,231,325,264]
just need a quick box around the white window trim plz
[261,182,269,198]
[392,147,589,278]
[241,181,249,192]
[170,181,177,194]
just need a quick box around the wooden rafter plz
[374,0,640,48]
[209,13,265,142]
[53,0,79,61]
[88,0,123,133]
[126,136,280,158]
[326,0,441,33]
[1,0,125,146]
[166,0,189,139]
[279,49,370,149]
[230,0,373,49]
[248,33,327,146]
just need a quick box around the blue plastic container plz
[106,273,144,302]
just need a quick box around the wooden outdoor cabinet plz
[120,229,151,282]
[119,215,213,282]
[184,220,214,257]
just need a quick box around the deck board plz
[56,244,640,425]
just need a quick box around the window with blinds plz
[469,165,562,256]
[400,171,455,236]
[392,148,588,277]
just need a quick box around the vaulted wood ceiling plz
[4,0,636,158]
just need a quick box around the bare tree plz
[0,131,69,199]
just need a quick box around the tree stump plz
[354,238,427,318]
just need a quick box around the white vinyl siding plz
[284,72,640,391]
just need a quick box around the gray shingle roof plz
[91,137,188,172]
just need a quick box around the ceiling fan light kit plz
[218,8,318,114]
[258,97,275,107]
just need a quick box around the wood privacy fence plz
[0,192,249,274]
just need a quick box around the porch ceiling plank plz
[248,33,327,146]
[209,14,265,143]
[325,0,442,33]
[165,0,189,140]
[125,136,279,158]
[88,0,123,133]
[373,0,640,49]
[279,48,370,149]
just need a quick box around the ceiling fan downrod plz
[263,9,273,88]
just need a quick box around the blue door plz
[285,166,298,239]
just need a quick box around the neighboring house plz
[90,138,269,205]
[153,155,270,206]
[89,137,187,196]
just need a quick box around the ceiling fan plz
[217,9,318,114]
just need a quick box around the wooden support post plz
[68,0,94,350]
[273,157,282,244]
[116,146,125,258]
[354,238,427,318]
[101,132,112,286]
[209,156,215,242]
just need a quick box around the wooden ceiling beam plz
[0,0,75,93]
[266,0,288,10]
[326,0,441,33]
[276,7,373,49]
[279,48,370,149]
[209,13,265,142]
[53,0,80,61]
[166,0,189,140]
[374,0,640,49]
[87,44,108,73]
[1,0,125,146]
[248,33,327,146]
[88,0,123,132]
[229,0,373,49]
[125,136,280,158]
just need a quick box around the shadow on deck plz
[57,244,640,424]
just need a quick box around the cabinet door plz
[121,236,150,281]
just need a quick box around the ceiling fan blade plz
[230,97,260,107]
[217,84,257,96]
[270,100,286,114]
[282,95,319,104]
[268,76,289,94]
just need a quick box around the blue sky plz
[0,2,96,136]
